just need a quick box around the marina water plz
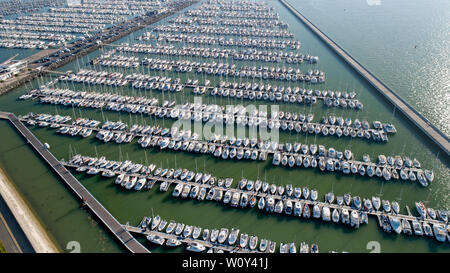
[0,0,448,253]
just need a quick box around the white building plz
[0,60,27,81]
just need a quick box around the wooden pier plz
[29,88,394,142]
[0,111,150,253]
[278,0,450,157]
[61,158,447,229]
[19,115,428,186]
[124,224,260,253]
[108,42,312,62]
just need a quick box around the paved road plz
[3,112,149,253]
[0,210,22,253]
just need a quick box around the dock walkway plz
[36,118,419,173]
[124,225,258,253]
[278,0,450,156]
[61,160,446,227]
[0,111,149,253]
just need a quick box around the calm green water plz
[0,120,123,253]
[286,0,450,136]
[0,0,448,253]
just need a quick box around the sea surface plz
[286,0,450,136]
[0,0,448,253]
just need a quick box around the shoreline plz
[0,167,59,253]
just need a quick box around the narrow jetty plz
[60,154,449,244]
[278,0,450,157]
[124,224,259,253]
[0,111,150,253]
[19,113,432,186]
[61,155,448,228]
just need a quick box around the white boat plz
[310,243,319,253]
[254,180,262,192]
[146,234,165,245]
[350,211,360,228]
[274,200,284,213]
[284,200,293,215]
[389,216,402,234]
[299,242,309,253]
[423,222,433,236]
[115,173,125,184]
[391,201,400,214]
[175,223,185,235]
[265,197,275,213]
[322,206,331,221]
[293,202,302,216]
[157,218,167,232]
[289,242,297,253]
[371,196,381,211]
[151,215,160,230]
[166,238,182,247]
[210,229,219,242]
[268,241,276,253]
[249,236,258,250]
[134,177,146,190]
[412,219,423,236]
[401,219,412,235]
[189,185,200,199]
[433,224,447,243]
[192,226,202,239]
[310,189,318,201]
[279,243,288,253]
[427,208,437,219]
[231,192,240,207]
[259,239,268,252]
[415,201,427,218]
[240,193,248,207]
[202,229,210,241]
[186,242,206,252]
[239,179,247,189]
[313,205,321,218]
[277,185,284,195]
[424,170,434,183]
[272,152,281,165]
[303,187,310,199]
[288,155,295,167]
[181,184,191,198]
[197,187,207,200]
[294,187,302,199]
[258,197,265,210]
[183,225,193,238]
[218,228,229,244]
[332,209,340,223]
[341,209,350,224]
[228,228,239,245]
[165,221,176,234]
[246,180,254,191]
[223,191,232,204]
[239,233,249,248]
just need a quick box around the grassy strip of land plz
[0,240,6,253]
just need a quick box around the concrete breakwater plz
[278,0,450,157]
